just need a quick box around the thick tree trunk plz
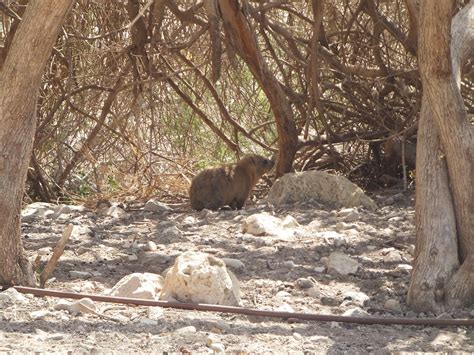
[0,0,74,286]
[218,0,299,175]
[407,99,459,312]
[408,0,474,311]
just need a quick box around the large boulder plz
[267,171,377,210]
[160,252,240,306]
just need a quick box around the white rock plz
[384,298,401,312]
[182,216,196,227]
[207,336,225,353]
[281,215,299,228]
[147,307,164,319]
[283,260,296,268]
[314,266,326,273]
[241,213,295,239]
[343,307,370,317]
[275,303,294,313]
[68,298,96,315]
[21,202,55,222]
[293,332,303,340]
[407,244,416,256]
[335,222,352,231]
[396,264,413,272]
[327,252,359,275]
[53,204,85,216]
[343,291,370,305]
[127,254,139,262]
[383,250,403,263]
[108,272,164,300]
[276,290,292,298]
[380,227,395,237]
[29,310,53,320]
[37,247,52,256]
[221,257,245,269]
[54,299,72,311]
[143,241,157,252]
[267,171,377,211]
[175,325,197,334]
[139,318,159,326]
[144,199,172,212]
[160,252,240,306]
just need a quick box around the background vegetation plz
[1,0,472,202]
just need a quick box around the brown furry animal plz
[189,154,274,211]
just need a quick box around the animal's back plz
[189,155,274,210]
[189,166,232,210]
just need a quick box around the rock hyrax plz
[189,154,275,210]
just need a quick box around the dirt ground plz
[1,188,473,353]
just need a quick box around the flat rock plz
[144,199,172,212]
[267,171,377,211]
[327,252,359,275]
[343,307,370,317]
[21,202,55,222]
[241,213,296,239]
[108,272,164,300]
[221,257,245,269]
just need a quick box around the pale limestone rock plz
[327,252,359,275]
[384,298,401,312]
[160,252,240,306]
[221,257,245,269]
[267,171,377,210]
[240,213,296,239]
[21,202,55,222]
[143,241,158,251]
[108,272,164,300]
[56,298,97,315]
[144,199,172,212]
[343,307,370,317]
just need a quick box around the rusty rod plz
[10,286,474,327]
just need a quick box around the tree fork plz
[218,0,299,175]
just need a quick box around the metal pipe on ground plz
[10,286,474,327]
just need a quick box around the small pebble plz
[292,332,303,340]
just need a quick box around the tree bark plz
[218,0,299,175]
[0,0,74,286]
[408,0,474,311]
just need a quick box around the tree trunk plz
[0,0,74,286]
[408,0,474,311]
[218,0,299,175]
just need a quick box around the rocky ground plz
[1,187,473,353]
